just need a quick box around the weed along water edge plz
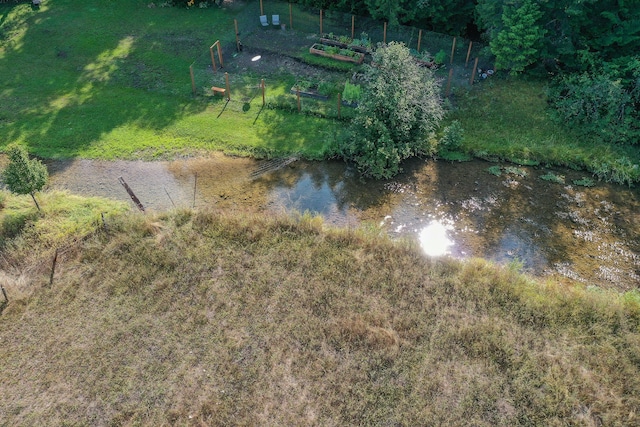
[40,155,640,290]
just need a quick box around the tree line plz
[291,0,639,76]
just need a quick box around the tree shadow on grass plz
[252,107,344,157]
[0,2,209,163]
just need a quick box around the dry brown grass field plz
[0,191,639,426]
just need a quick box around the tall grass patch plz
[0,202,639,425]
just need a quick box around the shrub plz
[547,72,640,145]
[434,50,447,65]
[339,42,444,179]
[439,120,464,151]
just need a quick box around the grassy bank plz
[1,190,639,425]
[448,77,640,186]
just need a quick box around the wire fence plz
[189,0,495,113]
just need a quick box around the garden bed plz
[309,44,365,64]
[319,38,369,54]
[289,86,329,100]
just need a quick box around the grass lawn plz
[0,0,344,160]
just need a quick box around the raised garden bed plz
[319,38,369,54]
[415,58,436,69]
[309,44,365,64]
[289,86,329,100]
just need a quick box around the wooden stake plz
[465,41,473,67]
[164,187,176,208]
[193,173,197,208]
[235,19,240,52]
[225,72,230,101]
[118,177,145,212]
[351,15,355,39]
[297,88,301,112]
[337,93,341,118]
[289,3,293,29]
[450,36,456,65]
[101,212,108,232]
[445,68,453,97]
[417,29,422,53]
[320,10,323,35]
[470,57,479,85]
[210,46,217,72]
[1,285,8,303]
[49,249,58,287]
[190,64,196,95]
[261,79,265,106]
[383,22,387,44]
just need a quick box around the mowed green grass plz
[0,0,341,160]
[1,192,639,425]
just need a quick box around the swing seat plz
[260,15,269,26]
[272,15,280,27]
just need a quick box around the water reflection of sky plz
[267,173,356,225]
[489,229,548,273]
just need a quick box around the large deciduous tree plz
[340,42,444,179]
[1,144,49,211]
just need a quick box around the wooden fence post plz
[225,72,230,101]
[193,173,197,208]
[351,15,355,39]
[210,46,217,72]
[445,68,453,97]
[465,41,473,67]
[470,57,479,85]
[235,19,240,52]
[49,249,58,287]
[450,36,456,65]
[320,9,323,35]
[383,22,387,44]
[417,29,422,53]
[118,177,145,212]
[289,3,292,29]
[297,88,301,112]
[261,79,265,106]
[101,212,108,232]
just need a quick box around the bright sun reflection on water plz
[419,220,454,257]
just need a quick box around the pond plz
[42,155,640,291]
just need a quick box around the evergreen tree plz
[490,0,545,74]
